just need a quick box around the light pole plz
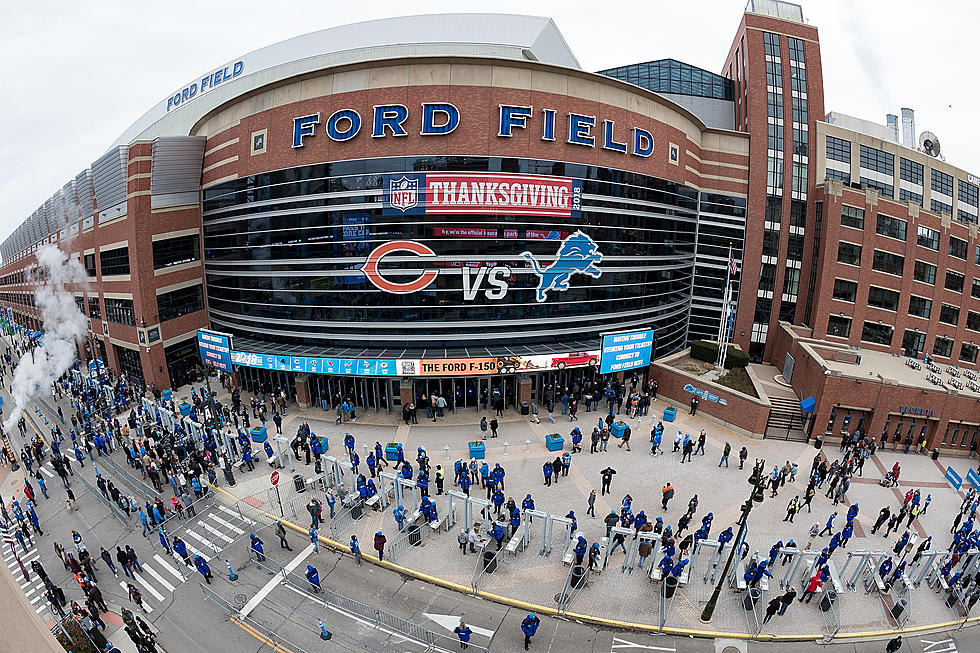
[700,458,768,624]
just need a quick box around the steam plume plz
[3,244,87,434]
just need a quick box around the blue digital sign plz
[599,329,654,374]
[197,330,233,372]
[228,350,397,376]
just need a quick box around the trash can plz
[664,575,678,599]
[351,501,363,520]
[742,587,762,611]
[814,435,824,450]
[820,589,838,612]
[932,448,941,460]
[891,598,908,619]
[945,593,959,609]
[293,474,306,492]
[482,549,497,573]
[408,524,422,547]
[521,401,530,416]
[570,565,587,589]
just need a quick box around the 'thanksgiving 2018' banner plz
[383,172,582,218]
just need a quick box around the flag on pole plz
[729,253,738,277]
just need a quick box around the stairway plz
[765,395,808,441]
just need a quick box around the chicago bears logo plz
[522,230,603,302]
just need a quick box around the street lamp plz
[700,458,768,623]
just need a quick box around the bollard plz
[225,559,238,581]
[525,440,531,454]
[318,617,332,640]
[444,445,450,460]
[503,442,509,455]
[363,443,368,459]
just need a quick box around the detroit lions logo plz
[522,230,603,302]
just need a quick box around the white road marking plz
[198,521,234,543]
[611,637,676,651]
[207,513,246,535]
[184,529,221,553]
[39,466,54,477]
[282,584,428,650]
[423,612,495,637]
[133,571,167,602]
[153,554,186,582]
[218,504,253,524]
[143,564,176,593]
[239,544,313,619]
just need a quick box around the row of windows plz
[931,199,953,216]
[960,180,979,207]
[860,145,894,176]
[932,169,954,197]
[826,136,850,164]
[153,235,200,270]
[104,298,135,326]
[872,249,904,276]
[861,178,893,199]
[157,285,204,322]
[900,158,924,186]
[899,188,923,206]
[99,247,130,277]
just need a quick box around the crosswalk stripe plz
[198,521,234,543]
[30,594,42,604]
[25,586,38,597]
[119,581,154,613]
[35,603,46,613]
[153,555,186,583]
[181,540,211,562]
[133,572,167,602]
[39,466,54,477]
[142,564,176,593]
[207,513,245,535]
[218,504,253,524]
[184,529,221,553]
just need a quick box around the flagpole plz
[716,244,733,369]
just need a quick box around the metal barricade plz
[200,582,312,653]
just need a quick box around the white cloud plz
[0,0,976,242]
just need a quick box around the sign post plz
[271,471,283,516]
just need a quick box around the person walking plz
[719,442,731,467]
[521,612,540,650]
[617,427,631,451]
[374,531,386,562]
[350,535,363,566]
[738,446,748,470]
[127,583,147,614]
[799,573,823,603]
[886,636,903,652]
[784,496,800,523]
[587,489,597,518]
[777,586,797,615]
[310,526,320,554]
[306,564,321,592]
[762,595,781,624]
[600,467,616,495]
[100,547,118,578]
[195,555,213,584]
[276,521,292,551]
[249,534,266,561]
[818,512,837,537]
[661,483,674,510]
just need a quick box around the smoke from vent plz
[2,244,87,435]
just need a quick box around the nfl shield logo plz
[389,176,418,212]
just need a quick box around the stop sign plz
[271,471,280,486]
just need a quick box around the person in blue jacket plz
[543,462,553,486]
[493,463,506,491]
[365,479,378,498]
[401,461,413,480]
[491,521,504,550]
[344,433,355,456]
[670,558,689,578]
[393,504,406,531]
[491,489,505,516]
[195,555,213,584]
[718,527,733,553]
[509,507,521,537]
[459,473,471,496]
[566,510,577,533]
[522,494,535,512]
[367,452,377,478]
[847,503,859,522]
[173,536,191,568]
[840,522,854,548]
[306,564,321,592]
[350,452,360,476]
[250,533,266,561]
[454,620,472,649]
[658,554,674,577]
[521,612,540,650]
[417,472,429,498]
[573,535,587,565]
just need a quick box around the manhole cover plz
[723,647,741,653]
[233,593,248,607]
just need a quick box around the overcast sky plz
[0,0,974,243]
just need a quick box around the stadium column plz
[518,375,532,407]
[295,374,311,408]
[399,378,414,407]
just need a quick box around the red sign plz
[270,471,280,486]
[423,173,582,217]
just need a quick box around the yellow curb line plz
[230,615,294,652]
[211,484,978,641]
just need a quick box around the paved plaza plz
[192,379,979,640]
